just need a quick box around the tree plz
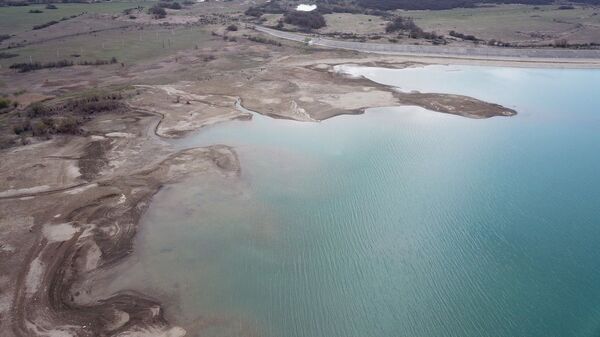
[283,11,326,30]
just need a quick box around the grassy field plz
[0,25,214,67]
[320,14,387,35]
[267,4,600,45]
[0,1,155,35]
[406,4,600,44]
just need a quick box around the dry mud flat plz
[128,61,516,123]
[0,103,241,336]
[0,39,518,336]
[2,146,239,337]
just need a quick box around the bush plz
[148,5,167,18]
[554,39,568,48]
[0,52,18,59]
[27,102,51,117]
[449,30,478,41]
[13,122,31,135]
[31,120,51,137]
[245,2,285,17]
[247,35,282,46]
[385,16,417,33]
[10,57,116,73]
[245,6,263,17]
[54,116,81,134]
[10,59,73,72]
[29,9,43,13]
[283,11,326,30]
[226,24,238,31]
[45,4,58,9]
[158,1,181,9]
[33,20,59,30]
[0,98,11,110]
[386,16,441,40]
[0,34,10,43]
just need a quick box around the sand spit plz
[232,62,516,120]
[125,62,515,123]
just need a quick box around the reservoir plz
[108,65,600,337]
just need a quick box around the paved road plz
[255,26,600,61]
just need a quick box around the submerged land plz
[1,0,599,336]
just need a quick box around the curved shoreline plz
[0,58,520,336]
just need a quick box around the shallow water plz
[110,65,600,337]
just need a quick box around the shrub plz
[31,121,46,136]
[10,59,73,72]
[45,4,58,9]
[386,16,441,40]
[245,6,263,17]
[247,35,282,46]
[0,34,10,43]
[29,9,43,13]
[449,30,478,41]
[202,54,216,62]
[554,39,568,48]
[0,52,18,59]
[283,11,326,30]
[54,116,81,134]
[0,98,11,109]
[10,57,116,73]
[13,122,31,135]
[148,5,167,18]
[158,1,181,9]
[245,2,285,17]
[33,20,59,30]
[27,102,51,117]
[226,24,238,31]
[385,16,417,33]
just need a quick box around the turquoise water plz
[118,65,600,337]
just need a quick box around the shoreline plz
[0,35,579,336]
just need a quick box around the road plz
[255,26,600,61]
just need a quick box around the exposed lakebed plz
[106,65,600,337]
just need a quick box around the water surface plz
[110,65,600,337]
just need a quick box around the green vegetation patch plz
[283,11,327,30]
[1,26,211,67]
[9,57,117,72]
[0,1,157,35]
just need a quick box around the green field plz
[406,4,600,43]
[0,1,155,35]
[0,25,214,67]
